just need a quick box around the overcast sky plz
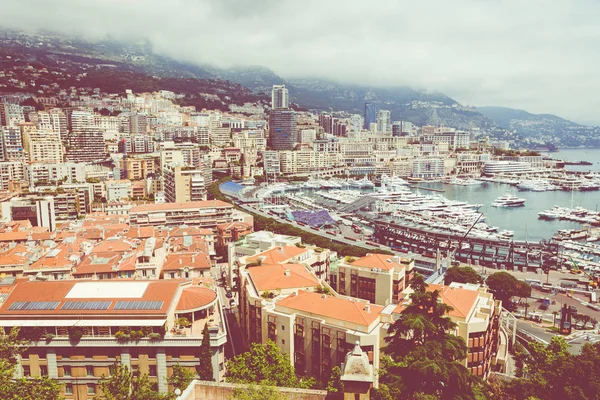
[2,0,600,124]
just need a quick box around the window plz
[281,325,285,331]
[149,365,157,377]
[282,339,285,345]
[86,366,94,376]
[87,384,95,394]
[22,365,30,376]
[65,384,73,395]
[39,365,48,376]
[63,366,71,376]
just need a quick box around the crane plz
[449,213,484,266]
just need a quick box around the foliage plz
[229,384,280,400]
[485,272,531,307]
[499,336,600,400]
[198,324,214,381]
[96,362,170,400]
[315,285,332,296]
[68,326,84,343]
[225,340,300,388]
[176,317,191,328]
[0,327,63,400]
[168,364,196,392]
[114,331,130,343]
[444,266,482,286]
[148,332,163,341]
[378,274,478,400]
[326,366,344,399]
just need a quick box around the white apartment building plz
[25,163,86,186]
[1,127,25,161]
[0,161,24,190]
[411,157,445,179]
[423,127,470,151]
[20,123,63,164]
[105,180,132,201]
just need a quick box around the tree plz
[443,266,482,286]
[96,362,170,400]
[225,340,298,388]
[0,327,63,400]
[198,324,214,381]
[376,274,478,400]
[168,364,196,393]
[485,272,530,307]
[501,336,600,400]
[326,366,344,399]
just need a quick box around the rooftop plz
[428,284,480,319]
[130,200,232,213]
[246,245,307,265]
[276,290,384,327]
[247,263,319,292]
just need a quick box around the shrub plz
[114,331,130,343]
[130,330,144,340]
[148,332,162,341]
[68,327,84,343]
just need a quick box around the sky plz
[2,0,600,124]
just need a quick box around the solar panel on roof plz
[113,300,164,310]
[7,301,60,311]
[60,301,111,311]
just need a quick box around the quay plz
[374,220,560,272]
[410,185,445,193]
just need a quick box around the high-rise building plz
[271,85,289,109]
[351,114,364,132]
[164,166,207,203]
[129,113,148,135]
[66,128,106,163]
[268,109,297,150]
[363,102,376,129]
[31,109,68,142]
[69,110,95,135]
[20,123,63,164]
[376,110,391,133]
[0,103,24,127]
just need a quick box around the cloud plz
[2,0,600,124]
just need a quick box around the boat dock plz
[410,186,445,193]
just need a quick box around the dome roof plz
[176,286,217,312]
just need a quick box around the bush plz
[130,330,144,340]
[68,327,84,343]
[114,331,130,343]
[44,333,55,343]
[148,332,162,341]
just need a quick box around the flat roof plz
[130,200,232,213]
[66,282,150,299]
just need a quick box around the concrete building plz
[164,166,207,203]
[328,253,414,306]
[376,110,391,133]
[105,180,132,201]
[0,102,24,127]
[482,161,532,175]
[129,200,234,229]
[271,85,289,109]
[25,163,86,186]
[0,196,56,231]
[119,155,157,180]
[20,123,63,164]
[0,279,228,399]
[411,158,445,179]
[423,127,470,151]
[363,103,376,130]
[0,161,25,191]
[1,127,25,162]
[268,109,296,150]
[66,129,106,163]
[216,221,253,249]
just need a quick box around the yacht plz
[538,210,559,220]
[492,194,526,208]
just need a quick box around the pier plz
[374,221,560,272]
[410,186,445,193]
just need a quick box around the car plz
[226,292,233,299]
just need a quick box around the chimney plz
[364,304,370,313]
[179,259,182,264]
[321,294,327,299]
[284,269,290,277]
[278,246,283,251]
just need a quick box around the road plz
[210,265,245,359]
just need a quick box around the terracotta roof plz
[29,247,74,270]
[0,280,184,317]
[0,247,29,267]
[126,226,155,239]
[74,252,136,275]
[217,221,252,232]
[91,240,134,253]
[176,286,217,311]
[168,237,208,253]
[248,264,319,291]
[0,232,29,242]
[246,245,307,265]
[276,290,384,327]
[31,232,52,241]
[169,226,207,238]
[428,284,479,319]
[350,253,402,271]
[163,252,211,271]
[130,200,232,213]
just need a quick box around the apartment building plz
[0,195,56,231]
[216,221,253,248]
[411,157,445,179]
[25,163,86,186]
[105,180,132,201]
[129,200,234,229]
[328,253,414,306]
[425,283,505,379]
[261,290,388,385]
[66,129,106,163]
[0,279,227,399]
[164,166,207,203]
[0,161,24,190]
[20,123,63,164]
[423,127,470,151]
[1,127,25,161]
[119,155,157,180]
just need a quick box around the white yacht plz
[492,194,526,208]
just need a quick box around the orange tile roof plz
[130,200,232,213]
[29,247,74,270]
[168,237,208,253]
[350,253,402,271]
[176,286,217,311]
[428,284,479,319]
[246,245,307,265]
[91,240,134,253]
[0,247,29,267]
[31,232,52,241]
[276,290,384,327]
[0,232,29,242]
[126,226,155,239]
[247,264,319,291]
[169,226,207,237]
[163,252,211,272]
[74,252,136,275]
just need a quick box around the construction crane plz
[449,213,484,266]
